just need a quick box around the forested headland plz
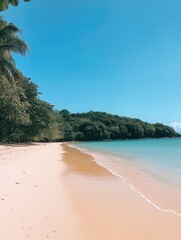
[0,4,179,143]
[56,110,179,141]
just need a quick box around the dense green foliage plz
[0,16,56,142]
[0,73,55,142]
[0,0,30,11]
[58,110,178,141]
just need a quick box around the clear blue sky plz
[3,0,181,127]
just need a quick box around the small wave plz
[70,144,181,218]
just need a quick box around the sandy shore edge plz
[63,143,181,240]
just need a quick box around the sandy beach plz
[0,143,81,240]
[0,143,181,240]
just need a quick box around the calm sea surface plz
[75,138,181,214]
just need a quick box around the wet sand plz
[75,148,181,214]
[63,144,181,240]
[0,142,181,240]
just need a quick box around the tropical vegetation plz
[57,110,178,141]
[0,16,55,142]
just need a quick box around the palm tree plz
[0,0,31,11]
[0,17,30,141]
[0,16,28,85]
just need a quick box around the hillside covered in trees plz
[57,110,179,141]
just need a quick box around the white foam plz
[69,144,181,217]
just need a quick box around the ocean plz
[74,138,181,216]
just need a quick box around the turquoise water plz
[75,138,181,214]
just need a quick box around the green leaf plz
[9,0,19,6]
[0,0,8,11]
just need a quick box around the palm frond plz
[0,36,29,55]
[0,60,17,87]
[0,50,15,64]
[0,22,21,37]
[5,60,23,78]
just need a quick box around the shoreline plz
[71,142,181,215]
[62,143,181,239]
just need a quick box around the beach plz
[0,143,81,239]
[0,143,181,239]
